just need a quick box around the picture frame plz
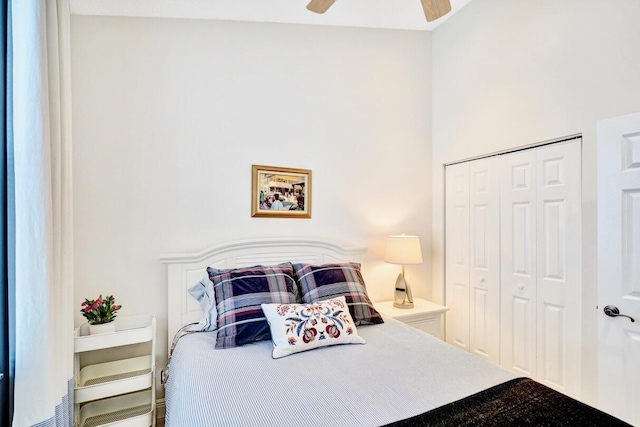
[251,165,312,218]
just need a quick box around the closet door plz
[468,157,501,363]
[535,141,581,396]
[445,162,470,351]
[500,150,538,377]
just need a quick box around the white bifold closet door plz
[445,162,471,352]
[446,139,581,398]
[468,158,501,363]
[445,156,501,363]
[499,149,538,377]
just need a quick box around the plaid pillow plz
[209,263,297,349]
[293,262,384,325]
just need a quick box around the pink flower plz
[81,294,122,324]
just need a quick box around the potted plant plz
[81,295,122,335]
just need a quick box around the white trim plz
[444,133,581,166]
[68,0,474,32]
[156,398,165,423]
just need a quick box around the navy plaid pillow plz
[208,263,297,349]
[293,262,384,325]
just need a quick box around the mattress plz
[165,316,515,426]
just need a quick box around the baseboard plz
[156,398,166,421]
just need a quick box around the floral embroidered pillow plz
[261,296,366,359]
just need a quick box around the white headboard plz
[160,237,367,351]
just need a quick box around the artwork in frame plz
[251,165,312,218]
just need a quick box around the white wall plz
[70,16,432,398]
[431,0,640,404]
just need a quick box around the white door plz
[468,157,501,363]
[597,112,640,425]
[535,141,581,397]
[500,150,538,378]
[445,162,470,351]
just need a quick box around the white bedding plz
[165,316,515,427]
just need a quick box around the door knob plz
[603,305,635,323]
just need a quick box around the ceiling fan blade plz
[420,0,452,22]
[306,0,336,14]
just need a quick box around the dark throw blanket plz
[384,377,630,427]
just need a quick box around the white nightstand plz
[375,298,448,340]
[74,314,156,427]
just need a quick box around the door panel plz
[598,112,640,425]
[445,162,470,350]
[542,200,565,280]
[622,190,640,299]
[535,141,581,397]
[500,151,537,377]
[469,157,500,363]
[512,202,532,275]
[510,295,533,374]
[542,302,564,387]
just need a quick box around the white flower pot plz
[89,321,116,335]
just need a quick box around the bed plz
[160,238,629,426]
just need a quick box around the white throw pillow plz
[261,296,366,359]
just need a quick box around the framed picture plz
[251,165,312,218]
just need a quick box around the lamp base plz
[393,301,414,309]
[393,271,414,309]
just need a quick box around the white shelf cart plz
[74,315,156,427]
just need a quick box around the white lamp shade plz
[384,235,423,265]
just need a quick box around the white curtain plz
[11,0,74,425]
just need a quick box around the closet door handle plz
[604,305,635,323]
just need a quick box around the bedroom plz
[5,0,640,425]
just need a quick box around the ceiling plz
[70,0,474,31]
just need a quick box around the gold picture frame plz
[251,165,312,218]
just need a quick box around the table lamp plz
[384,234,423,309]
